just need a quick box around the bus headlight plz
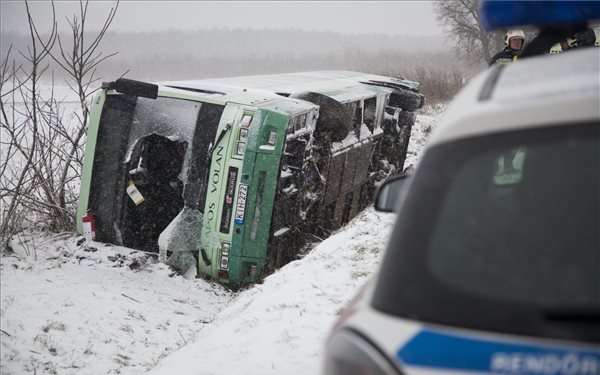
[220,243,230,270]
[221,242,230,255]
[240,128,249,142]
[236,141,246,155]
[267,131,277,146]
[236,116,252,156]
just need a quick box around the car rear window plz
[372,122,599,343]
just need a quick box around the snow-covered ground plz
[0,103,446,375]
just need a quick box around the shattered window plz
[287,117,297,137]
[126,97,200,164]
[364,97,377,132]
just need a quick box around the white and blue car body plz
[322,1,600,374]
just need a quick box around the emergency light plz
[479,0,600,31]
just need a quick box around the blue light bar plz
[479,1,600,31]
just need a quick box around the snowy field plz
[1,103,446,375]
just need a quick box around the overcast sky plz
[1,1,444,36]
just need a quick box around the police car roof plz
[427,47,599,148]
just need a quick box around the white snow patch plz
[1,233,234,375]
[148,208,395,375]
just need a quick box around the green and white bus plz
[77,71,424,288]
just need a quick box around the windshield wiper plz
[204,122,232,167]
[543,307,600,323]
[213,123,232,151]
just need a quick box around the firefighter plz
[489,29,526,66]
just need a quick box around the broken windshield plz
[88,94,224,250]
[125,97,200,173]
[117,95,225,211]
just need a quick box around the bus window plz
[283,136,309,171]
[354,101,363,134]
[287,117,297,137]
[345,101,363,135]
[310,110,318,131]
[287,112,311,138]
[295,113,305,132]
[364,97,377,132]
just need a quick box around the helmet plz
[504,29,526,47]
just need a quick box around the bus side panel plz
[340,145,360,195]
[243,153,278,256]
[323,152,345,205]
[227,149,256,287]
[354,139,373,189]
[197,104,240,279]
[229,112,288,287]
[77,92,107,234]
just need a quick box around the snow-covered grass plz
[405,102,447,170]
[0,103,446,375]
[1,233,235,375]
[149,208,395,375]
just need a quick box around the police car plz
[321,1,600,374]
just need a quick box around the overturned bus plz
[77,71,425,288]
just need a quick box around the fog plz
[1,1,444,36]
[2,28,470,82]
[0,0,478,85]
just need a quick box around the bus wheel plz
[397,110,416,128]
[389,89,423,112]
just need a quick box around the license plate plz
[235,184,248,224]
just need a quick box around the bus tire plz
[398,110,416,128]
[389,89,423,112]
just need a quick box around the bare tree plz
[433,0,504,64]
[0,0,119,251]
[0,2,59,249]
[39,0,119,220]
